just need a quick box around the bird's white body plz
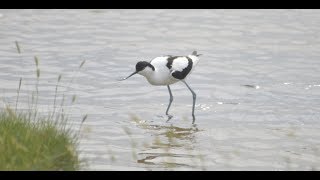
[138,54,200,86]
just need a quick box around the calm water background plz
[1,9,320,170]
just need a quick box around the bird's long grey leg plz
[166,85,173,118]
[182,80,196,123]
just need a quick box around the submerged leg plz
[166,85,173,117]
[182,80,196,123]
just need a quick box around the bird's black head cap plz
[119,61,154,81]
[136,61,155,72]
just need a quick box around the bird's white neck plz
[138,66,168,85]
[137,66,155,78]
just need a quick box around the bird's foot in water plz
[192,114,196,124]
[155,114,173,121]
[166,114,173,122]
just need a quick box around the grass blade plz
[15,41,21,54]
[15,78,22,112]
[34,56,39,67]
[79,60,86,69]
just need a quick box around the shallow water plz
[1,9,320,170]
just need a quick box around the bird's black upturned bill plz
[119,71,138,81]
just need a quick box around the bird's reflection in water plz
[130,114,206,170]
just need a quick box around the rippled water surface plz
[1,9,320,170]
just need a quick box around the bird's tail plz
[192,51,202,57]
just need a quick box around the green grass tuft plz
[0,108,80,170]
[0,41,86,170]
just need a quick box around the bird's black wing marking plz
[171,57,193,80]
[166,56,176,70]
